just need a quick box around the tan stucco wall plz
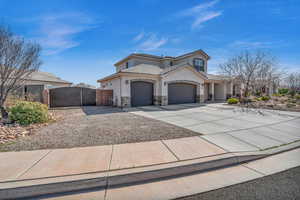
[161,67,205,99]
[174,54,208,74]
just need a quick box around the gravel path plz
[0,107,200,152]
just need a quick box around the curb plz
[0,142,299,200]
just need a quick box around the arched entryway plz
[131,81,153,107]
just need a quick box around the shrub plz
[272,93,282,97]
[295,95,300,100]
[227,98,239,104]
[9,101,49,125]
[261,96,270,101]
[278,88,289,95]
[256,97,263,101]
[287,103,296,108]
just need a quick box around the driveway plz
[129,103,300,152]
[0,107,200,152]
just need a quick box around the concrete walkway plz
[0,136,226,182]
[10,146,300,200]
[130,103,300,152]
[0,103,299,183]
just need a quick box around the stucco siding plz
[214,83,225,100]
[174,54,208,74]
[162,67,205,98]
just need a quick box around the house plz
[98,49,239,107]
[16,71,72,102]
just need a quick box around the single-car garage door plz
[131,81,153,107]
[168,83,196,104]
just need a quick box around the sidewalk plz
[1,144,299,200]
[0,136,227,182]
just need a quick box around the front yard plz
[0,107,200,152]
[227,94,300,112]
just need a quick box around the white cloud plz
[178,0,222,29]
[192,11,222,29]
[29,12,98,55]
[133,31,145,42]
[135,34,168,51]
[229,41,274,49]
[180,0,220,16]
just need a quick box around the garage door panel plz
[131,81,153,107]
[168,83,196,105]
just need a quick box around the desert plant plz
[9,101,49,125]
[278,88,289,95]
[261,96,270,101]
[227,98,239,104]
[272,93,282,97]
[286,103,296,108]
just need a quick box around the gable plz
[162,65,206,83]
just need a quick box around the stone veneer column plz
[154,96,161,105]
[121,96,131,107]
[161,96,168,106]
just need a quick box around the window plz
[193,58,205,72]
[125,62,129,68]
[170,61,173,66]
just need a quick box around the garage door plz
[131,81,153,107]
[168,83,196,104]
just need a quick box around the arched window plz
[193,58,205,72]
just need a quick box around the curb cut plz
[0,142,299,200]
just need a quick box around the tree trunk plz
[0,106,8,120]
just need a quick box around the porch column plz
[211,82,215,101]
[229,81,233,96]
[223,82,227,100]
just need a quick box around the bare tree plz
[219,51,278,100]
[285,72,300,95]
[0,25,42,119]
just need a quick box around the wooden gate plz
[96,89,113,106]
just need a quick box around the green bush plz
[256,97,263,101]
[9,101,49,125]
[261,96,270,101]
[227,98,239,104]
[295,95,300,100]
[278,88,289,95]
[272,93,282,97]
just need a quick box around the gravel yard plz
[0,107,200,152]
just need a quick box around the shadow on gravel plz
[81,106,124,115]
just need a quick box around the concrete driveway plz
[129,103,300,152]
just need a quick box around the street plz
[177,166,300,200]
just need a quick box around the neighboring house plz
[73,82,96,89]
[16,71,72,102]
[98,49,239,107]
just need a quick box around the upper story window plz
[193,58,205,72]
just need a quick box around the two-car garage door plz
[130,81,197,107]
[168,83,196,105]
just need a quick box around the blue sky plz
[1,0,299,86]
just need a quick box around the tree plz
[219,51,280,100]
[0,25,42,119]
[285,72,300,95]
